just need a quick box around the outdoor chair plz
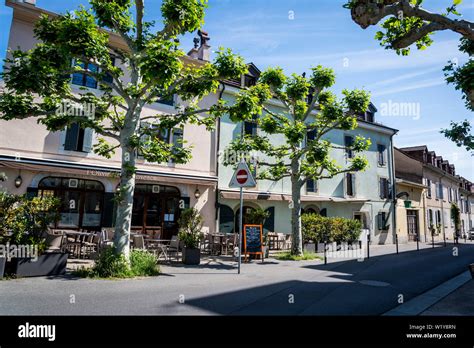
[165,235,181,262]
[277,233,287,250]
[199,232,211,254]
[44,233,65,253]
[132,235,146,250]
[223,233,237,255]
[82,233,98,258]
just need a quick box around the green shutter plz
[64,123,79,151]
[82,128,94,152]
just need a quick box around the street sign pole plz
[238,186,243,274]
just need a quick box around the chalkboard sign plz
[243,224,263,260]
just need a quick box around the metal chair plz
[132,235,146,250]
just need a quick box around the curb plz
[383,270,472,316]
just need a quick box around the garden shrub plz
[80,247,159,278]
[301,213,362,244]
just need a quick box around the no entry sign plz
[236,169,248,184]
[229,160,256,188]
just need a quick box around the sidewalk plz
[421,279,474,316]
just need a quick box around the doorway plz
[131,184,181,240]
[407,210,418,241]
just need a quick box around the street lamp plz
[194,187,201,199]
[14,174,22,188]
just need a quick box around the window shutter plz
[344,136,354,158]
[351,174,356,196]
[219,204,234,234]
[64,123,79,151]
[377,213,383,230]
[82,128,94,153]
[263,207,275,233]
[379,178,384,199]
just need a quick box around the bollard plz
[367,239,370,259]
[324,241,327,265]
[416,235,419,251]
[432,233,435,248]
[395,234,399,254]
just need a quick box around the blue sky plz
[0,0,473,179]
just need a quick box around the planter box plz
[469,264,474,279]
[182,247,200,265]
[0,257,5,279]
[6,252,68,277]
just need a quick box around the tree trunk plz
[290,162,303,256]
[113,107,141,260]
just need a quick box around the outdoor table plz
[145,238,172,261]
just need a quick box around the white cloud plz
[371,78,445,97]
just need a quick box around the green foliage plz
[259,67,287,91]
[246,208,270,225]
[376,16,433,56]
[275,251,321,261]
[310,65,336,89]
[301,213,362,244]
[78,247,159,278]
[177,208,203,249]
[450,203,461,233]
[161,0,208,36]
[441,120,473,152]
[0,192,60,254]
[444,38,474,112]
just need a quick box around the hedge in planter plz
[302,213,362,245]
[178,208,203,265]
[0,192,65,277]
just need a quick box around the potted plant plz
[246,208,270,258]
[178,208,203,265]
[0,192,67,277]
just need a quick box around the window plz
[460,199,464,213]
[428,209,433,226]
[157,94,174,106]
[72,57,116,90]
[436,210,441,226]
[244,116,258,137]
[344,135,354,159]
[307,128,316,142]
[366,111,374,122]
[379,177,390,199]
[426,179,432,198]
[38,177,104,229]
[64,123,93,152]
[346,173,355,197]
[377,144,386,166]
[137,123,183,163]
[377,211,389,230]
[448,188,453,202]
[435,182,443,199]
[306,179,317,193]
[72,60,98,89]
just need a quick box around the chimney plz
[196,30,211,61]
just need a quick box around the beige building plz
[394,148,426,243]
[0,0,221,238]
[399,146,473,243]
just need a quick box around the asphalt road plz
[1,242,473,315]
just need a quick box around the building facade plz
[217,65,399,245]
[0,0,220,238]
[399,146,473,242]
[394,148,427,243]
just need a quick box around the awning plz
[219,189,370,203]
[0,157,218,186]
[219,190,367,202]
